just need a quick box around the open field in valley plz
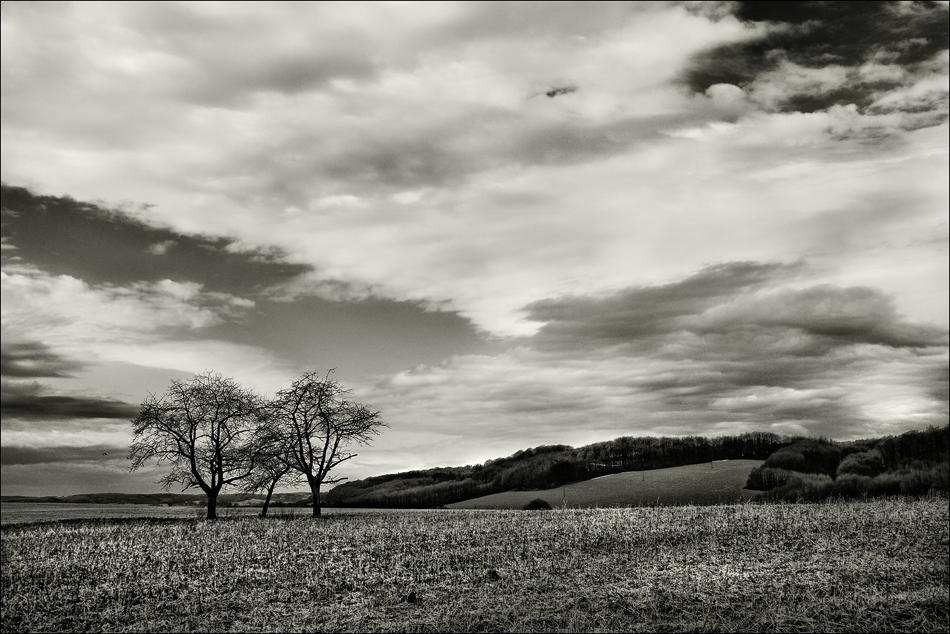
[447,460,762,509]
[2,496,948,633]
[0,504,414,526]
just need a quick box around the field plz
[0,503,407,526]
[0,503,211,525]
[2,497,948,633]
[447,460,762,509]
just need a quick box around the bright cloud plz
[0,266,289,390]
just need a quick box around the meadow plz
[447,459,761,509]
[2,496,947,633]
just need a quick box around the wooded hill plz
[328,426,949,509]
[325,432,786,508]
[745,424,949,501]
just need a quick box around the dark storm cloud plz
[528,261,947,353]
[1,380,139,421]
[683,1,949,113]
[0,342,84,378]
[928,364,950,405]
[696,285,949,349]
[0,184,310,296]
[528,261,796,346]
[206,294,491,384]
[0,444,126,466]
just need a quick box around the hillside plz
[6,426,944,509]
[447,459,762,509]
[745,424,949,500]
[327,431,786,508]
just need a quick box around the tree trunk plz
[206,490,219,520]
[260,484,276,518]
[310,481,322,518]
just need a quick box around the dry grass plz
[2,496,947,633]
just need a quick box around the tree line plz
[326,431,787,508]
[128,370,386,519]
[745,425,949,501]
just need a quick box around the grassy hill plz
[446,459,763,509]
[327,433,785,508]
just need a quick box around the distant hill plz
[329,426,949,510]
[447,460,763,509]
[0,492,314,507]
[327,432,787,509]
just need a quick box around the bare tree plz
[273,370,386,517]
[239,420,297,518]
[128,371,267,519]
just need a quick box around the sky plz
[1,1,947,497]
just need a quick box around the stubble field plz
[2,496,948,633]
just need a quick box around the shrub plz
[834,474,873,499]
[867,473,902,497]
[523,498,552,510]
[763,440,842,477]
[763,450,806,473]
[745,466,793,491]
[767,472,834,502]
[836,450,885,478]
[897,462,950,495]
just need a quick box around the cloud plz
[1,380,139,421]
[0,460,166,496]
[0,4,755,203]
[0,184,310,295]
[358,260,948,466]
[681,1,949,119]
[527,262,948,379]
[694,285,949,349]
[0,341,84,377]
[0,264,295,393]
[527,261,798,346]
[529,263,948,354]
[147,239,176,255]
[3,3,944,341]
[365,338,946,468]
[0,444,127,465]
[1,267,253,341]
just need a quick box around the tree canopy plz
[270,371,387,517]
[129,370,385,519]
[128,371,267,519]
